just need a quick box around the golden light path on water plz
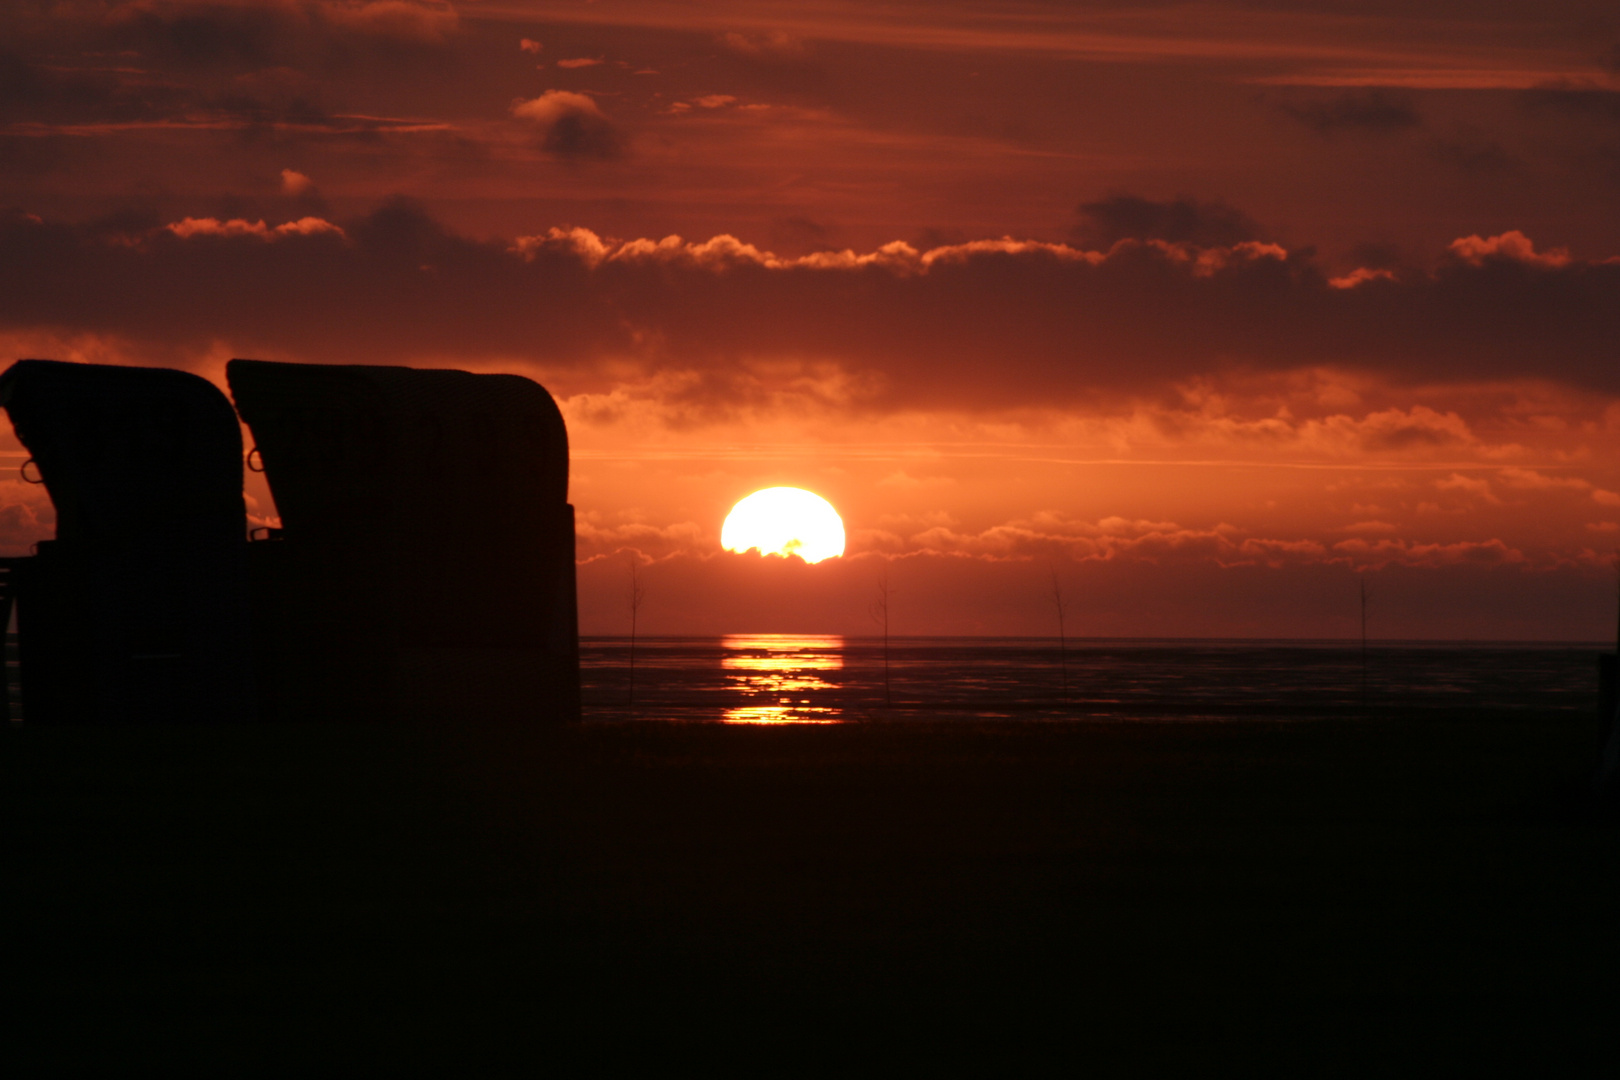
[720,634,844,724]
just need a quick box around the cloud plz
[103,0,460,70]
[0,49,190,125]
[1346,243,1406,271]
[0,2,466,152]
[279,168,314,195]
[1082,403,1499,462]
[1447,230,1570,268]
[576,503,1393,574]
[510,90,623,159]
[2,206,1619,412]
[1328,267,1397,289]
[0,43,439,138]
[1436,473,1499,503]
[1517,86,1620,187]
[903,513,1301,568]
[847,509,1539,574]
[1354,407,1472,452]
[1428,468,1620,514]
[511,90,603,126]
[717,31,806,57]
[163,215,345,240]
[1496,467,1590,492]
[104,1,299,69]
[1072,194,1263,249]
[1431,128,1521,175]
[1329,537,1525,569]
[1521,87,1620,126]
[664,93,740,116]
[875,471,954,491]
[556,58,603,69]
[1279,90,1421,135]
[520,38,543,55]
[574,545,1608,639]
[321,1,458,44]
[576,514,707,560]
[769,215,837,253]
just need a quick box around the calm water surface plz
[582,636,1606,723]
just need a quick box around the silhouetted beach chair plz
[0,360,253,723]
[228,359,579,724]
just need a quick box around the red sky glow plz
[3,0,1619,638]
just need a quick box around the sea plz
[580,636,1610,723]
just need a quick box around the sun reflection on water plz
[720,634,844,724]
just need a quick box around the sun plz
[722,487,846,563]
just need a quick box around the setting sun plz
[722,488,846,564]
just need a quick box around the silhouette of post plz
[0,359,253,722]
[227,359,579,723]
[1359,576,1371,710]
[1050,566,1069,701]
[1602,561,1618,729]
[627,558,644,708]
[869,571,891,707]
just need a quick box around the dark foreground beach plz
[7,710,1617,1073]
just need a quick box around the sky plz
[3,0,1620,639]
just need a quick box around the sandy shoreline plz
[8,714,1616,1070]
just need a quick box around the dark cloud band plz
[2,200,1616,408]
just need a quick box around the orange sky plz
[3,1,1620,638]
